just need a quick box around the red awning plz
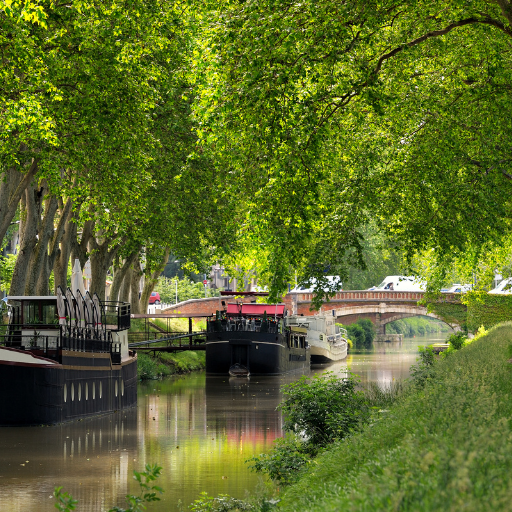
[226,303,285,317]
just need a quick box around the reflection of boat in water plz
[0,286,137,426]
[229,363,250,377]
[287,315,348,363]
[206,302,310,375]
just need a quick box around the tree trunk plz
[25,186,58,295]
[89,236,121,301]
[118,270,131,304]
[110,250,140,303]
[52,199,77,292]
[9,183,43,295]
[130,258,143,314]
[0,159,38,247]
[139,248,170,312]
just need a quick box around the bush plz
[447,331,467,350]
[137,353,159,380]
[345,324,365,349]
[278,372,369,448]
[409,345,436,388]
[355,318,375,348]
[247,435,312,484]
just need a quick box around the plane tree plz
[193,0,512,300]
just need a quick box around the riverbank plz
[276,322,512,511]
[137,351,205,380]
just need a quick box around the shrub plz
[346,324,365,349]
[355,318,375,347]
[246,435,312,484]
[137,353,159,380]
[278,372,369,448]
[447,331,467,350]
[409,345,436,387]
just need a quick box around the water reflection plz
[0,334,448,511]
[0,409,137,512]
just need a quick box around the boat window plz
[23,302,39,324]
[99,381,102,399]
[121,379,124,396]
[71,383,75,401]
[64,384,67,403]
[42,304,57,324]
[78,383,81,401]
[115,380,118,397]
[92,382,96,400]
[85,383,88,400]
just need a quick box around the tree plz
[193,0,512,300]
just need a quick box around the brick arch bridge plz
[160,290,461,334]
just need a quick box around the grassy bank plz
[277,323,512,511]
[137,351,205,380]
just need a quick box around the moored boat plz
[0,286,137,426]
[286,314,348,363]
[206,302,310,375]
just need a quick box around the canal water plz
[0,333,449,511]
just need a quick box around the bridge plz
[157,291,462,334]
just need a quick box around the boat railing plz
[61,334,111,353]
[0,331,61,355]
[208,318,280,334]
[101,301,131,331]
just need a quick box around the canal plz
[0,333,449,511]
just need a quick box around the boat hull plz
[0,347,137,426]
[206,331,309,376]
[310,341,348,363]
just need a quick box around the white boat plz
[286,314,348,363]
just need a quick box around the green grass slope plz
[279,323,512,512]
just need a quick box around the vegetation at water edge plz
[137,351,205,380]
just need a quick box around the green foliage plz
[338,320,374,349]
[279,372,369,448]
[155,277,218,304]
[421,298,468,332]
[137,351,206,380]
[189,492,255,512]
[246,435,312,485]
[278,324,512,512]
[462,291,512,332]
[386,316,452,337]
[355,318,375,346]
[54,487,78,512]
[447,332,467,350]
[137,353,160,381]
[110,464,163,512]
[409,346,436,388]
[0,253,17,293]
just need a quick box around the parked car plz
[148,291,161,304]
[368,275,426,292]
[489,278,512,294]
[290,276,342,293]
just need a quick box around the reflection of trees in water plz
[0,408,138,511]
[205,376,284,447]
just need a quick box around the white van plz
[489,278,512,294]
[290,276,342,293]
[369,275,426,292]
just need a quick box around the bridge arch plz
[331,304,444,334]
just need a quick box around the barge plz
[206,302,310,376]
[286,314,348,363]
[0,286,137,426]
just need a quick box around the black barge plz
[206,302,310,375]
[0,287,137,426]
